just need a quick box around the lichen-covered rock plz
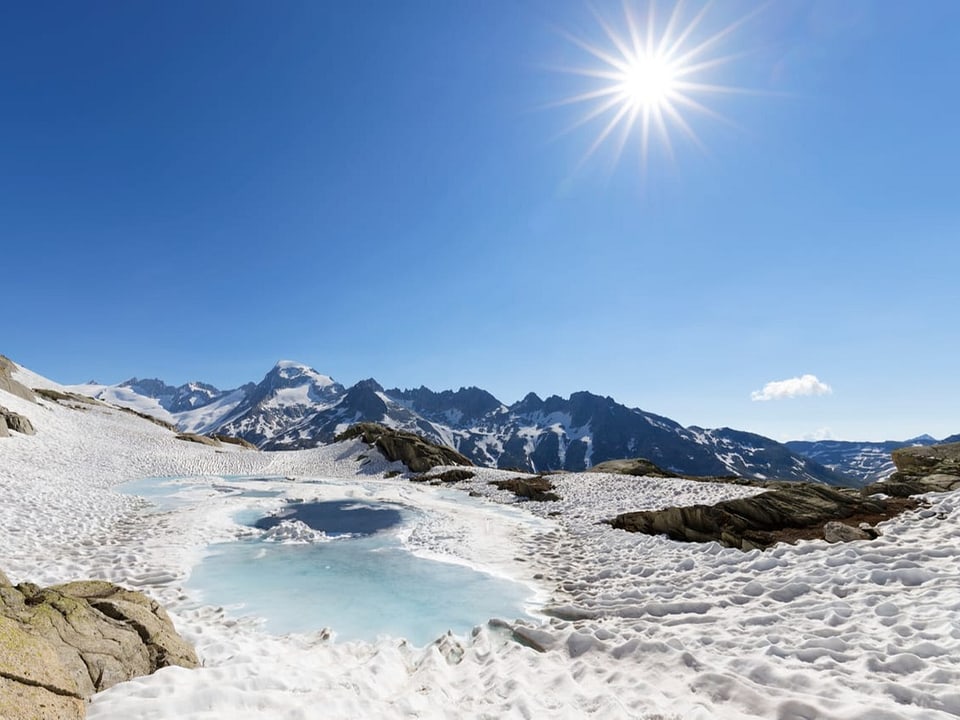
[57,582,199,671]
[335,423,472,473]
[0,675,85,720]
[0,574,198,716]
[0,615,84,720]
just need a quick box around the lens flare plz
[548,1,766,173]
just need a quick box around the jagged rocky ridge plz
[75,361,851,484]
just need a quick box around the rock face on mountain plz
[0,407,35,436]
[610,484,914,551]
[863,441,960,497]
[337,423,473,473]
[786,436,941,484]
[0,355,35,404]
[73,360,849,484]
[0,574,198,719]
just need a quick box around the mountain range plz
[786,434,960,485]
[70,361,953,486]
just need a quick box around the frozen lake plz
[120,476,539,645]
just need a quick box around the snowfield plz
[2,362,960,719]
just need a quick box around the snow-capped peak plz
[272,360,335,387]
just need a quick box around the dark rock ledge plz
[609,484,917,551]
[0,571,198,720]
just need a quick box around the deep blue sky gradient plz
[2,1,958,440]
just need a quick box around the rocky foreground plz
[0,573,197,720]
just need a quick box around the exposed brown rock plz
[412,469,475,483]
[210,434,258,450]
[490,475,560,502]
[0,576,197,720]
[823,521,874,543]
[0,406,35,435]
[335,423,472,473]
[864,442,960,497]
[0,355,36,404]
[610,483,916,551]
[32,388,98,406]
[175,433,221,447]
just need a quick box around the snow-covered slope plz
[75,361,848,484]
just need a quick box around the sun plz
[619,54,677,111]
[548,1,763,173]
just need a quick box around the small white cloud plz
[751,374,833,402]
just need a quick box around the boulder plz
[823,521,873,543]
[490,475,560,502]
[0,355,36,404]
[0,575,198,716]
[0,406,35,436]
[891,442,960,477]
[0,416,7,438]
[335,423,472,473]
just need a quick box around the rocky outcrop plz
[864,442,960,497]
[411,469,475,483]
[588,457,679,478]
[335,423,473,473]
[0,574,198,719]
[210,434,258,450]
[175,432,221,447]
[33,388,99,407]
[610,483,916,551]
[490,475,560,502]
[0,355,36,404]
[0,406,35,436]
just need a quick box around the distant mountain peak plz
[265,360,336,388]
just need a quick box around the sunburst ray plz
[549,0,766,174]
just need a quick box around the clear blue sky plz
[2,1,958,442]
